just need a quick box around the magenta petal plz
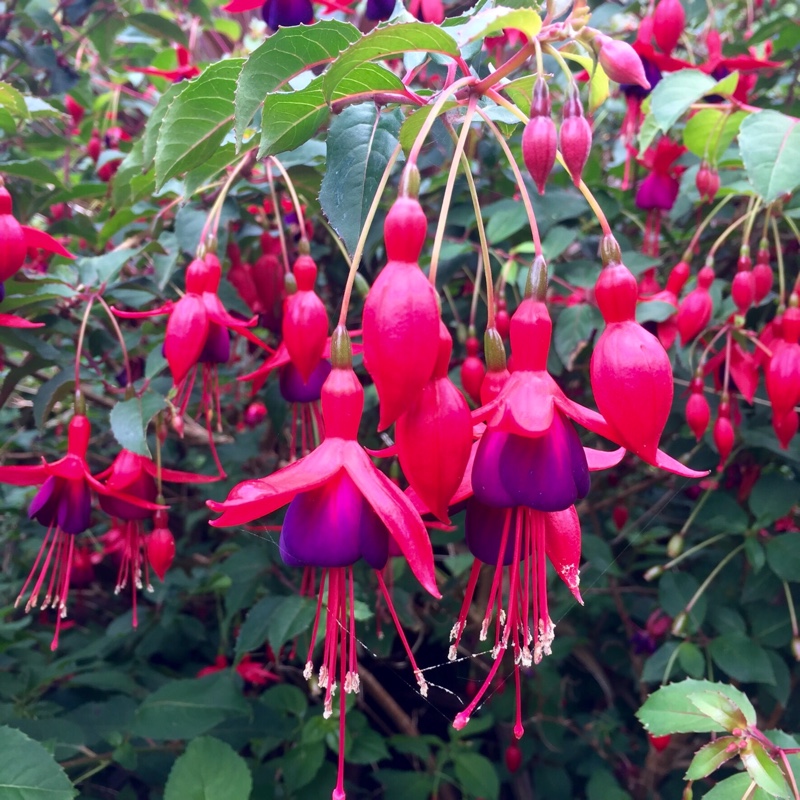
[465,498,516,566]
[222,0,263,10]
[585,446,626,471]
[29,475,60,525]
[21,225,74,259]
[654,448,709,478]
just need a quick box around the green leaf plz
[659,571,707,631]
[25,97,63,119]
[766,533,800,582]
[687,691,748,732]
[142,82,186,171]
[155,60,243,189]
[128,12,188,46]
[685,737,737,780]
[266,595,316,652]
[0,81,29,117]
[452,751,499,800]
[636,300,676,324]
[636,679,756,735]
[234,20,360,144]
[637,111,661,153]
[257,78,328,159]
[677,642,705,679]
[319,103,402,255]
[133,673,249,740]
[282,743,325,793]
[0,159,62,186]
[0,724,76,799]
[649,69,718,132]
[451,6,542,46]
[110,393,167,457]
[750,473,800,526]
[703,773,771,800]
[330,62,405,101]
[77,247,139,287]
[739,111,800,203]
[553,304,602,371]
[682,109,747,163]
[709,633,775,684]
[164,736,252,800]
[322,22,459,102]
[559,49,610,112]
[742,740,791,799]
[398,100,457,154]
[235,596,283,659]
[33,370,74,429]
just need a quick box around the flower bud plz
[714,400,734,470]
[731,270,754,315]
[676,266,714,345]
[560,85,592,187]
[667,533,684,558]
[653,0,685,54]
[596,34,651,89]
[522,77,557,194]
[752,258,774,303]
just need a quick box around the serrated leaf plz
[25,97,62,119]
[322,22,459,102]
[451,6,541,46]
[398,100,457,154]
[234,20,360,144]
[110,392,166,457]
[637,679,757,735]
[164,736,252,800]
[560,49,609,112]
[319,103,401,255]
[0,725,76,800]
[687,691,748,732]
[739,111,800,203]
[77,247,138,287]
[142,82,186,171]
[33,370,74,429]
[132,673,249,740]
[742,740,791,798]
[0,159,62,186]
[257,78,328,159]
[0,81,28,117]
[683,109,747,163]
[155,59,243,189]
[649,69,718,132]
[330,61,405,101]
[685,737,737,780]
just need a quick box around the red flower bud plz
[522,77,557,194]
[363,196,439,430]
[612,504,629,530]
[766,306,800,418]
[282,255,328,382]
[87,130,102,162]
[396,322,472,522]
[460,336,485,405]
[596,34,651,89]
[495,299,510,340]
[649,734,672,753]
[676,266,714,345]
[590,261,674,462]
[773,409,799,449]
[731,270,754,314]
[696,163,720,202]
[714,402,734,470]
[65,95,85,127]
[560,86,592,187]
[666,261,691,295]
[505,742,523,772]
[752,260,774,303]
[147,526,176,581]
[685,377,710,440]
[244,401,267,428]
[653,0,685,54]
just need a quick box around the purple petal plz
[279,359,332,404]
[280,471,389,569]
[366,0,395,19]
[635,172,679,211]
[29,475,60,526]
[465,498,517,566]
[199,322,231,364]
[264,0,313,28]
[57,478,92,534]
[473,416,590,512]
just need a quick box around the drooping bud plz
[753,244,774,303]
[460,334,485,406]
[559,84,592,187]
[685,375,710,440]
[652,0,685,54]
[696,162,720,203]
[522,76,557,195]
[396,321,473,522]
[505,742,523,772]
[590,260,674,462]
[595,33,651,89]
[244,401,267,428]
[147,522,176,581]
[714,397,734,470]
[766,304,800,418]
[495,298,510,340]
[676,266,714,345]
[362,195,439,430]
[282,255,329,382]
[480,327,509,404]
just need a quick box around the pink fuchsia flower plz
[0,415,163,649]
[209,328,439,800]
[128,45,200,83]
[635,137,686,256]
[221,0,355,28]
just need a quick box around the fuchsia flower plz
[766,304,800,448]
[128,44,200,82]
[363,193,440,430]
[227,233,284,334]
[221,0,354,28]
[209,328,439,800]
[635,138,686,256]
[0,184,73,283]
[114,252,268,474]
[0,415,163,649]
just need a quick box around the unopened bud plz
[595,33,651,89]
[284,273,297,294]
[525,255,548,300]
[484,327,507,372]
[667,533,684,558]
[330,325,352,369]
[671,611,688,636]
[644,565,664,582]
[599,234,622,266]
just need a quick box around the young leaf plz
[155,59,244,189]
[322,22,459,102]
[649,70,718,132]
[687,691,748,732]
[739,111,800,203]
[450,6,542,47]
[258,78,329,159]
[636,679,757,736]
[164,736,252,800]
[741,740,792,799]
[234,19,360,144]
[685,737,738,780]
